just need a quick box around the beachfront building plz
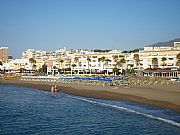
[8,59,29,70]
[124,52,142,69]
[21,48,73,70]
[70,49,126,74]
[11,48,135,75]
[0,58,37,75]
[139,43,180,78]
[4,41,180,77]
[139,45,180,69]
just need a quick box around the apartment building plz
[139,46,180,69]
[0,47,8,63]
[4,42,180,75]
[71,50,125,74]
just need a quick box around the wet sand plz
[1,78,180,113]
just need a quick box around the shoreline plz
[1,79,180,113]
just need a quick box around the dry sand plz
[1,78,180,113]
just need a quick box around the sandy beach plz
[1,78,180,113]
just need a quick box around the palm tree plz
[116,61,122,68]
[100,56,106,61]
[71,64,76,75]
[74,57,79,63]
[116,58,126,74]
[38,68,43,73]
[112,66,119,75]
[104,58,111,75]
[53,66,57,75]
[152,58,158,69]
[133,54,140,68]
[119,58,126,69]
[29,58,35,64]
[161,57,167,68]
[60,59,64,69]
[87,56,91,74]
[29,58,36,69]
[98,56,106,73]
[104,58,111,65]
[72,57,79,73]
[32,64,36,70]
[112,55,118,62]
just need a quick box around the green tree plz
[94,49,111,52]
[122,51,128,53]
[71,64,76,75]
[98,56,106,62]
[38,68,43,73]
[29,58,36,69]
[112,66,119,75]
[152,58,158,69]
[130,68,135,75]
[29,58,36,64]
[71,64,76,68]
[121,69,126,75]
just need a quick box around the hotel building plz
[139,44,180,69]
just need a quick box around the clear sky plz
[0,0,180,58]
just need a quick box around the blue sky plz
[0,0,180,58]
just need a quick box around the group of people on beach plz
[51,85,58,93]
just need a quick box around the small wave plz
[68,95,180,127]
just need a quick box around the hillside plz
[148,38,180,47]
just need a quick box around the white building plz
[139,45,180,69]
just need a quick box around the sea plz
[0,85,180,135]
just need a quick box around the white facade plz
[2,43,180,73]
[140,46,180,69]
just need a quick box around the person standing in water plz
[51,81,58,93]
[51,86,55,93]
[54,85,58,92]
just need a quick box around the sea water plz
[0,85,180,135]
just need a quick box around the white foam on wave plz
[68,95,180,127]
